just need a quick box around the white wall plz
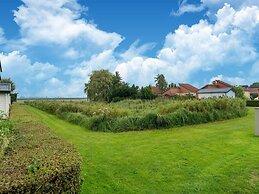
[198,90,235,99]
[0,93,11,119]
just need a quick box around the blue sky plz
[0,0,258,97]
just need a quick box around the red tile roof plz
[201,80,233,89]
[179,83,198,93]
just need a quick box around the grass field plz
[22,105,259,193]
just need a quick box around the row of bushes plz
[246,100,259,107]
[0,104,81,193]
[26,98,248,132]
[26,101,129,118]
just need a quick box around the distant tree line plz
[84,70,157,102]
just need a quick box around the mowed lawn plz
[23,105,259,193]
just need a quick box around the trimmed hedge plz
[26,98,248,132]
[0,104,81,193]
[246,100,259,107]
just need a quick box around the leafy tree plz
[250,82,259,88]
[155,74,168,91]
[233,86,245,99]
[112,71,122,86]
[108,83,139,102]
[0,78,15,92]
[85,70,114,101]
[139,86,157,100]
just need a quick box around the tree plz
[154,74,168,91]
[233,86,245,99]
[0,78,15,92]
[250,82,259,88]
[138,86,156,100]
[168,82,177,88]
[108,83,139,102]
[84,70,114,101]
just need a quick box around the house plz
[162,83,198,97]
[0,61,11,119]
[242,86,259,99]
[197,80,235,99]
[151,86,163,95]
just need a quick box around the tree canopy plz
[84,70,114,101]
[154,74,168,91]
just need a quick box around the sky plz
[0,0,258,97]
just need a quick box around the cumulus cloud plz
[0,51,59,95]
[114,4,259,86]
[209,74,246,85]
[14,0,123,54]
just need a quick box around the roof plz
[0,83,11,92]
[197,87,233,94]
[163,87,180,96]
[151,86,162,95]
[179,83,198,93]
[245,87,259,94]
[201,80,233,90]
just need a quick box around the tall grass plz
[26,98,248,132]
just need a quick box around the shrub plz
[246,100,259,107]
[0,105,81,193]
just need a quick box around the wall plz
[0,93,11,118]
[198,90,235,99]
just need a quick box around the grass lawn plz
[22,105,259,193]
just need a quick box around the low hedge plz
[246,100,259,107]
[0,104,81,193]
[26,98,248,132]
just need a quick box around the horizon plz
[0,0,258,97]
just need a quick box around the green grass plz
[23,105,259,193]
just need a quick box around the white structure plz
[197,88,236,99]
[256,108,259,136]
[0,83,11,119]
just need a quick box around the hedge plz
[0,104,81,193]
[246,100,259,107]
[26,98,248,132]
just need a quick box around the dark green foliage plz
[26,98,247,132]
[108,83,139,102]
[11,93,18,103]
[250,82,259,88]
[250,93,258,100]
[138,86,157,100]
[0,105,81,193]
[246,100,259,107]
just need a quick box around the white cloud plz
[0,51,59,95]
[114,4,259,86]
[14,0,123,51]
[171,0,205,16]
[120,40,156,61]
[209,74,246,85]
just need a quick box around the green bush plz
[26,98,248,132]
[0,105,81,193]
[0,119,15,157]
[246,100,259,107]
